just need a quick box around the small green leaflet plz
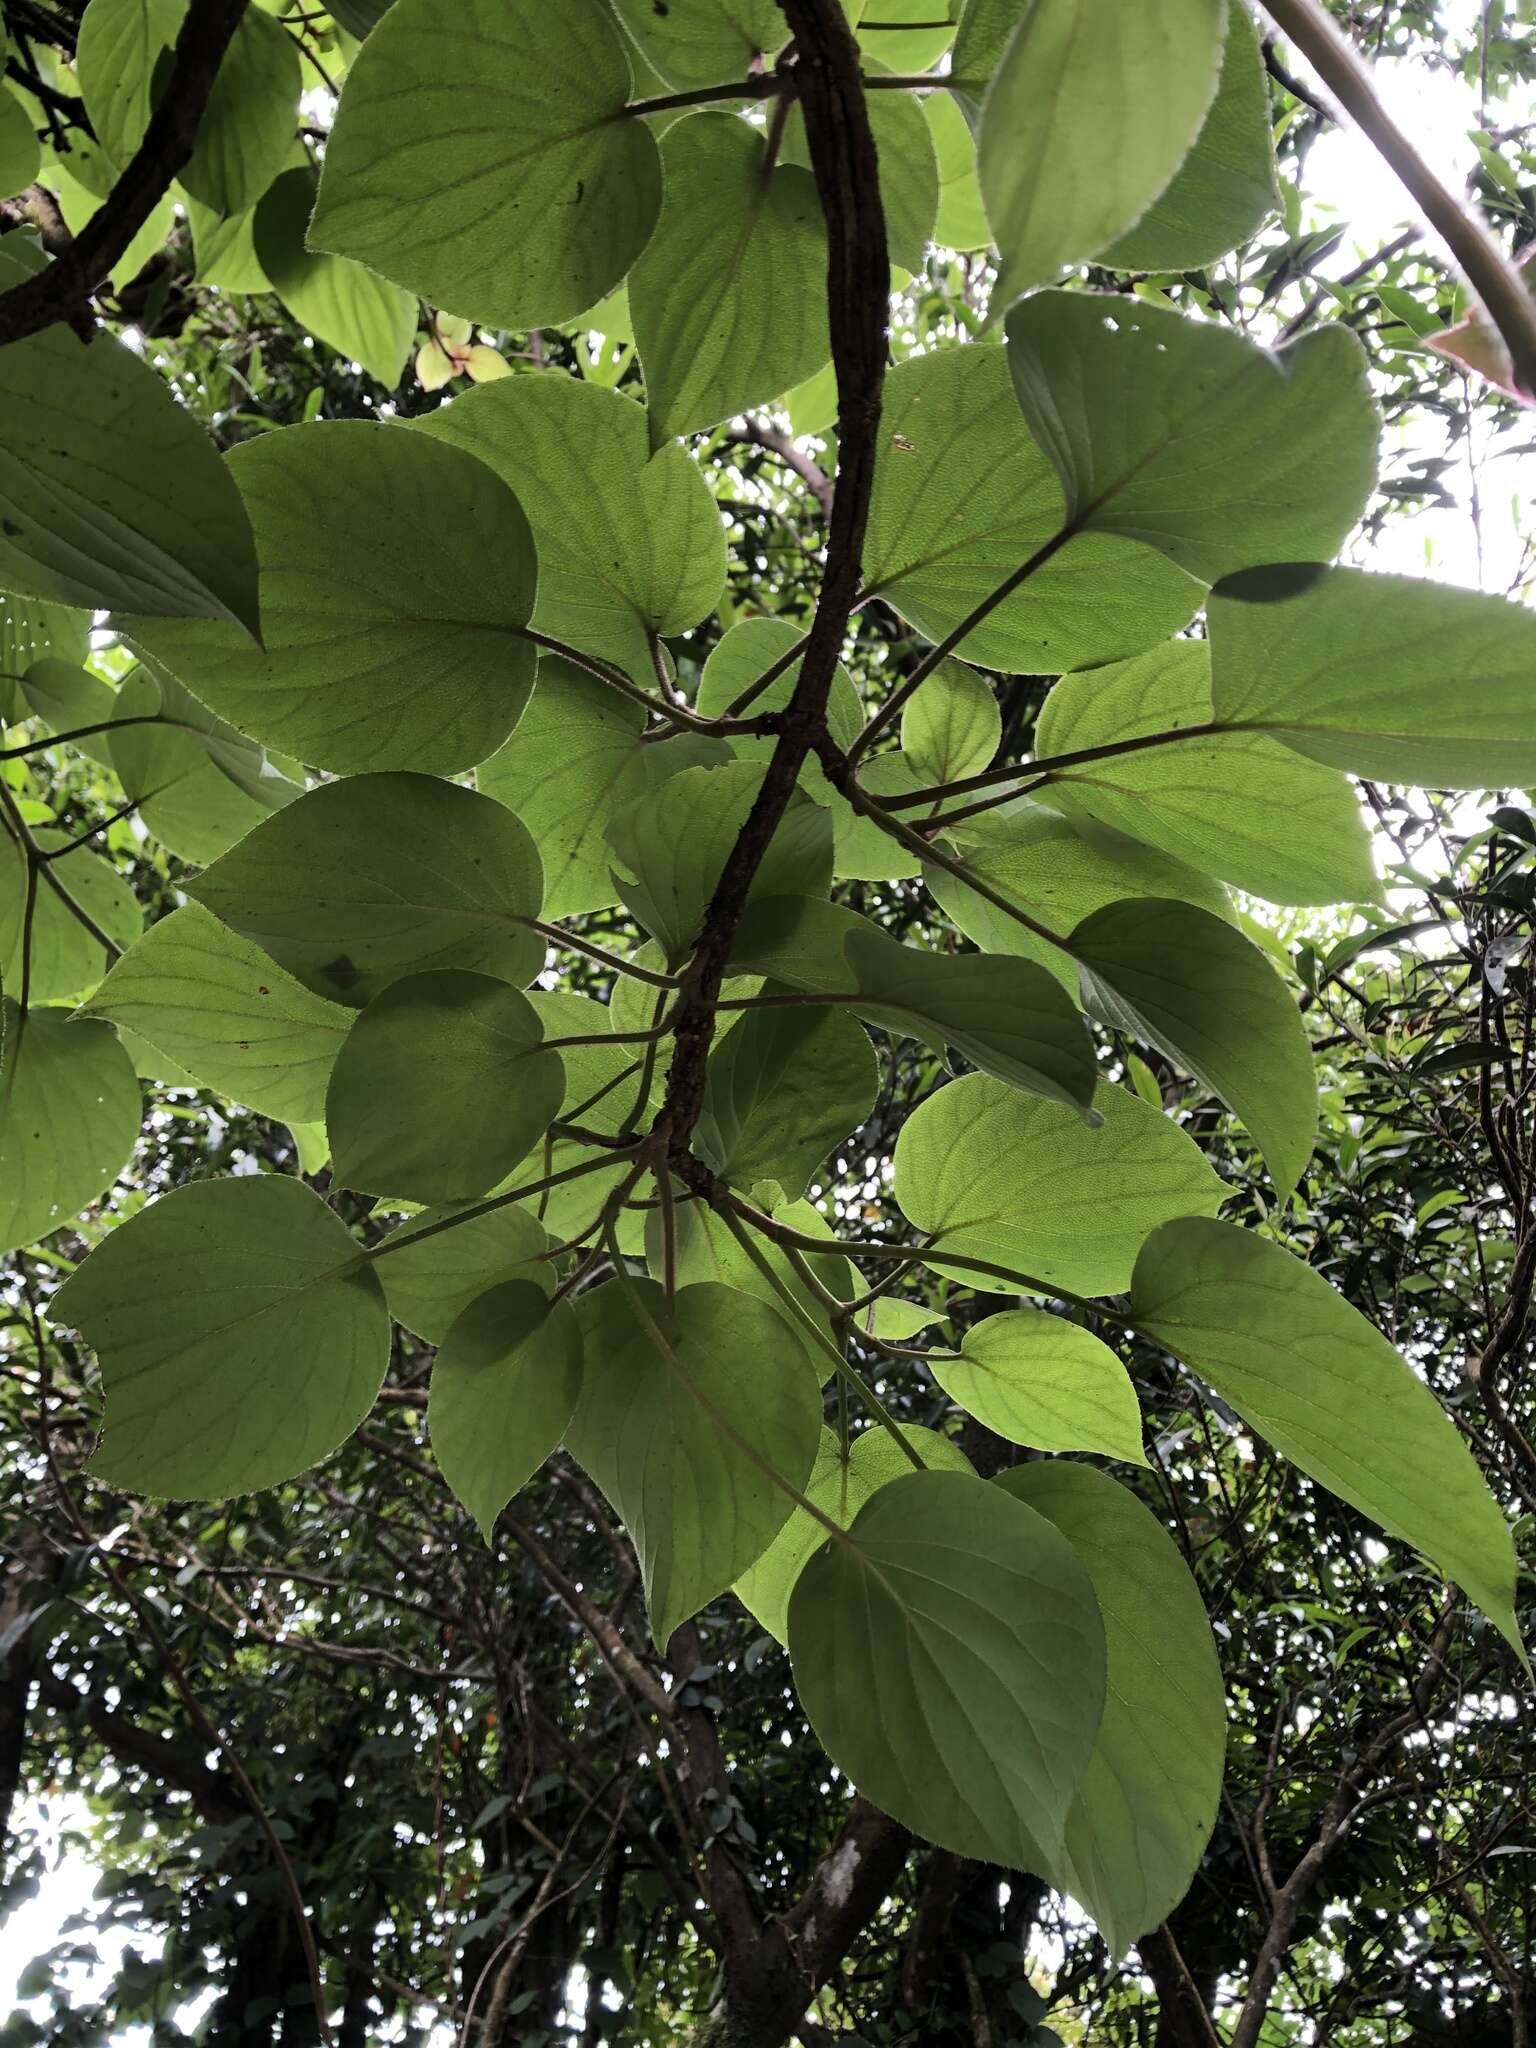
[375,1202,552,1344]
[312,0,662,331]
[936,1311,1147,1464]
[1208,563,1536,786]
[1131,1218,1522,1655]
[0,247,258,631]
[788,1468,1107,1867]
[894,1072,1225,1298]
[79,901,350,1127]
[122,421,538,777]
[900,659,1000,787]
[998,1462,1226,1951]
[0,1003,141,1257]
[735,1423,973,1645]
[55,1176,389,1498]
[1006,291,1379,584]
[189,773,545,1009]
[700,1003,879,1197]
[630,113,830,444]
[253,168,416,388]
[327,971,563,1202]
[569,1278,823,1646]
[429,1282,583,1541]
[977,0,1225,297]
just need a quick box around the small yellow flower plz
[415,313,511,390]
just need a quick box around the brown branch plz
[730,414,835,517]
[0,0,249,345]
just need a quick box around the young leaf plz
[312,0,662,330]
[935,1311,1147,1464]
[0,248,258,631]
[630,113,830,443]
[788,1467,1106,1866]
[700,1003,879,1197]
[1101,0,1276,272]
[189,773,545,1009]
[894,1072,1226,1297]
[0,1003,141,1257]
[253,168,416,389]
[327,971,563,1202]
[900,659,1000,787]
[568,1277,823,1646]
[1033,641,1378,907]
[54,1177,389,1497]
[861,347,1202,674]
[122,422,538,776]
[977,0,1225,296]
[608,0,786,90]
[998,1462,1226,1951]
[1071,897,1318,1200]
[0,831,140,1003]
[736,1423,973,1645]
[1208,564,1536,786]
[376,1202,552,1345]
[1005,292,1378,583]
[1131,1218,1522,1655]
[429,1282,583,1541]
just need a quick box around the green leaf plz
[935,1311,1146,1463]
[327,970,563,1202]
[0,84,40,196]
[1,830,140,1004]
[849,0,957,71]
[782,58,938,275]
[418,375,726,673]
[478,658,727,917]
[19,659,118,767]
[312,0,662,331]
[0,1002,141,1256]
[122,421,537,776]
[997,1461,1226,1950]
[0,595,90,723]
[927,92,990,252]
[189,772,544,1009]
[608,0,786,90]
[1005,291,1378,584]
[700,1003,879,1197]
[1102,0,1276,272]
[54,1176,389,1497]
[0,246,258,631]
[1033,640,1379,907]
[429,1282,582,1541]
[1071,897,1317,1200]
[861,347,1202,674]
[186,190,269,292]
[894,1072,1225,1297]
[788,1467,1106,1866]
[569,1277,823,1645]
[630,113,829,443]
[79,902,351,1126]
[924,804,1234,997]
[1208,563,1536,786]
[530,989,651,1136]
[606,763,833,967]
[735,1423,972,1645]
[376,1201,552,1344]
[901,658,1000,786]
[1131,1218,1521,1654]
[977,0,1225,295]
[646,1193,856,1373]
[252,168,415,387]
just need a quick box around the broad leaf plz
[429,1282,582,1540]
[531,989,653,1136]
[736,1423,973,1644]
[700,1003,879,1197]
[646,1194,857,1373]
[630,113,829,443]
[123,422,538,776]
[783,58,939,275]
[900,658,1000,787]
[894,1072,1225,1297]
[253,168,416,388]
[189,773,545,1008]
[608,0,785,90]
[0,246,258,630]
[0,1003,141,1256]
[0,830,140,1003]
[935,1311,1146,1464]
[0,84,40,196]
[568,1277,823,1645]
[19,659,117,767]
[977,0,1225,296]
[788,1467,1106,1866]
[80,902,351,1127]
[998,1462,1226,1950]
[55,1176,389,1496]
[0,594,90,724]
[376,1201,552,1344]
[327,970,563,1202]
[1071,897,1317,1200]
[312,0,662,330]
[1132,1218,1521,1653]
[1006,291,1378,583]
[860,347,1202,673]
[1208,563,1536,786]
[927,92,990,252]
